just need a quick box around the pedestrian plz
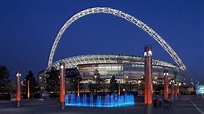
[153,98,158,108]
[159,98,162,107]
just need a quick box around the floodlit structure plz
[43,7,191,94]
[46,54,185,85]
[47,7,191,84]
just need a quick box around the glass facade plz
[78,63,184,84]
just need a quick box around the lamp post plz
[125,76,128,92]
[60,62,65,110]
[94,75,97,93]
[16,71,21,107]
[178,82,181,95]
[77,76,80,96]
[126,76,128,83]
[171,79,175,103]
[174,83,178,102]
[118,81,121,95]
[27,80,30,100]
[163,69,169,101]
[144,45,153,114]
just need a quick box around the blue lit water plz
[65,93,135,107]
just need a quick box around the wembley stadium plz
[46,54,185,85]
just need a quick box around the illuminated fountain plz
[65,93,135,107]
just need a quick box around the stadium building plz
[46,54,185,86]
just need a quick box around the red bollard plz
[16,71,21,107]
[164,70,169,101]
[77,81,80,96]
[60,62,65,110]
[118,81,121,95]
[174,83,178,102]
[171,79,175,103]
[144,45,153,114]
[27,80,30,100]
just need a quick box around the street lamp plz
[16,71,21,107]
[171,79,175,103]
[60,62,65,110]
[27,80,30,100]
[144,45,153,114]
[118,81,121,95]
[77,75,80,96]
[163,69,169,101]
[174,83,178,102]
[126,76,128,83]
[94,75,97,93]
[94,75,97,83]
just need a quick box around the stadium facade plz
[47,54,185,85]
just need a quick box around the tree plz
[46,67,59,93]
[0,66,12,99]
[109,75,117,93]
[94,69,103,92]
[67,68,82,92]
[7,80,15,93]
[24,70,38,98]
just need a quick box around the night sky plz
[0,0,203,84]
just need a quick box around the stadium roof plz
[47,54,178,71]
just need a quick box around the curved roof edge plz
[47,54,179,70]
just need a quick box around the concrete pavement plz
[0,95,203,114]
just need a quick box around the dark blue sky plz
[0,0,203,84]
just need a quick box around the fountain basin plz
[65,93,135,107]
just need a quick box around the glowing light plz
[164,73,169,75]
[171,79,175,83]
[65,93,135,107]
[178,83,181,86]
[148,50,152,56]
[144,52,147,57]
[16,73,21,77]
[60,65,64,69]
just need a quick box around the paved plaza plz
[0,95,204,114]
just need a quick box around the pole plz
[171,79,175,103]
[60,62,65,110]
[177,84,180,95]
[164,70,168,101]
[27,80,30,100]
[77,80,80,96]
[16,71,21,107]
[174,83,178,102]
[144,45,153,114]
[118,81,121,95]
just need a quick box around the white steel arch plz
[48,7,186,71]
